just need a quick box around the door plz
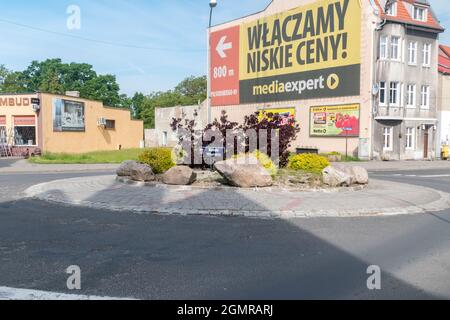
[423,128,429,159]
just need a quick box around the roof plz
[374,0,444,32]
[439,44,450,75]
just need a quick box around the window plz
[391,36,401,60]
[421,85,430,108]
[383,127,393,151]
[408,42,417,64]
[379,81,386,105]
[406,84,416,108]
[13,116,36,146]
[0,126,6,144]
[389,82,400,106]
[423,43,431,66]
[386,2,397,16]
[413,6,427,22]
[405,127,415,150]
[105,119,115,130]
[162,131,168,146]
[380,36,388,59]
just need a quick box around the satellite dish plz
[372,83,380,96]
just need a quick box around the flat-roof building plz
[0,92,144,157]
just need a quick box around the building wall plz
[438,73,450,146]
[209,0,377,159]
[372,21,440,160]
[155,103,207,147]
[39,93,144,153]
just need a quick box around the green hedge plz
[288,154,330,174]
[138,148,175,174]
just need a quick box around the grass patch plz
[29,149,143,164]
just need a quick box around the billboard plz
[258,108,296,125]
[53,98,85,132]
[210,0,361,106]
[310,104,360,137]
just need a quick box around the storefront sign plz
[13,116,36,126]
[310,104,360,137]
[258,108,296,125]
[0,97,31,107]
[210,0,361,106]
[0,116,5,125]
[53,99,85,132]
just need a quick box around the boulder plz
[214,157,273,188]
[322,166,352,187]
[350,166,369,184]
[116,160,140,177]
[163,166,197,185]
[130,163,155,182]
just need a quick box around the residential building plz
[437,44,450,153]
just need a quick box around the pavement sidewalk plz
[24,175,450,219]
[0,159,118,173]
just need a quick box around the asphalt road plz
[1,169,450,299]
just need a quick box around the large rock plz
[130,163,155,182]
[322,166,352,187]
[163,166,197,185]
[350,166,369,184]
[214,156,273,188]
[116,160,140,176]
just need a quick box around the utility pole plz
[207,0,217,124]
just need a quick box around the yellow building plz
[0,92,144,156]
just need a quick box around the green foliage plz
[138,148,175,174]
[0,59,129,108]
[288,154,330,174]
[29,149,143,164]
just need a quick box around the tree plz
[174,75,207,105]
[0,59,128,109]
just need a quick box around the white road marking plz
[0,286,135,300]
[418,174,450,178]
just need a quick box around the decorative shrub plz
[234,150,278,176]
[138,148,175,174]
[288,154,330,174]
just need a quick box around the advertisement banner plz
[210,0,361,106]
[53,99,85,132]
[310,104,360,137]
[258,108,296,125]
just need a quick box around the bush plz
[288,154,330,174]
[138,148,175,174]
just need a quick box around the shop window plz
[383,127,393,151]
[105,120,116,130]
[14,116,36,146]
[0,126,6,144]
[406,127,415,150]
[386,2,397,16]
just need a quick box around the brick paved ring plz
[24,175,450,219]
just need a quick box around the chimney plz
[65,91,80,98]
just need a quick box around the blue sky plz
[0,0,449,96]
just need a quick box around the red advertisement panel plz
[210,25,240,106]
[14,116,36,126]
[0,116,6,125]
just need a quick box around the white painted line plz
[0,286,135,300]
[418,174,450,178]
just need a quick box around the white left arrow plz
[216,36,232,59]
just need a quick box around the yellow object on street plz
[442,145,449,160]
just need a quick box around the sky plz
[0,0,449,96]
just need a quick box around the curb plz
[23,176,450,219]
